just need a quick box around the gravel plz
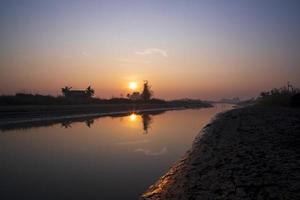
[141,106,300,200]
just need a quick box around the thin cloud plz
[136,48,168,57]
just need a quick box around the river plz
[0,104,232,200]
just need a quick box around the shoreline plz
[0,105,189,127]
[141,106,300,199]
[0,103,213,127]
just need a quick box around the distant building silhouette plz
[61,86,94,98]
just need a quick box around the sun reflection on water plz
[129,113,138,122]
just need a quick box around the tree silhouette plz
[61,86,72,97]
[141,80,153,102]
[85,85,95,97]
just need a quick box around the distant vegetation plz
[0,82,157,105]
[257,83,300,107]
[0,93,95,105]
[0,93,168,106]
[168,99,212,108]
[0,93,212,108]
[0,80,212,108]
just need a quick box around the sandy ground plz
[141,106,300,200]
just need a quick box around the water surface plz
[0,104,231,200]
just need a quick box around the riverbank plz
[141,106,300,199]
[0,103,212,127]
[0,104,176,126]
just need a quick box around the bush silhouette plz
[258,83,300,107]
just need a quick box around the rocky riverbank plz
[141,106,300,199]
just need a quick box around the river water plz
[0,104,231,200]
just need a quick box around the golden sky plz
[1,0,299,100]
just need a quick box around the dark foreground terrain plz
[141,106,300,200]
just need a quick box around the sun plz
[129,82,138,90]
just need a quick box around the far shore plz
[0,103,212,127]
